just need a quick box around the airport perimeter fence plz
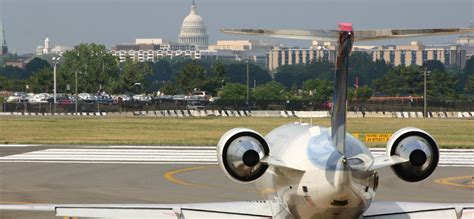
[1,98,473,114]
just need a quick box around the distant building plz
[111,38,201,62]
[456,20,474,59]
[178,0,209,47]
[0,21,8,55]
[208,40,274,51]
[360,41,467,69]
[203,40,276,66]
[4,60,26,69]
[201,49,268,66]
[266,41,337,72]
[43,37,50,54]
[457,36,474,59]
[36,37,72,56]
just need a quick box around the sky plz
[1,0,473,54]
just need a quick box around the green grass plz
[0,116,472,148]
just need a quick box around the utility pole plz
[246,60,249,106]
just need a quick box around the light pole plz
[52,57,61,114]
[423,68,431,118]
[75,70,79,114]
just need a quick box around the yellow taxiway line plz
[434,176,474,189]
[163,166,212,189]
[163,165,257,193]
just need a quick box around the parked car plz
[192,91,209,98]
[96,95,113,104]
[173,95,185,101]
[7,92,28,103]
[49,94,73,104]
[29,93,50,103]
[58,98,74,105]
[186,91,209,101]
[114,94,132,102]
[186,101,205,110]
[78,93,98,102]
[133,95,152,103]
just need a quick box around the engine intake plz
[217,128,269,183]
[386,128,439,182]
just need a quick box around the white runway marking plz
[0,148,217,164]
[0,144,41,147]
[0,147,472,167]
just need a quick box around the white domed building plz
[178,1,209,47]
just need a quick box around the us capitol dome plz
[178,0,209,47]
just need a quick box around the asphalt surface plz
[0,145,472,219]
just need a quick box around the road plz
[0,145,472,219]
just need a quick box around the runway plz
[0,145,473,219]
[0,145,472,167]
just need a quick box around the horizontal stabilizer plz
[221,28,337,41]
[0,202,277,218]
[365,201,474,218]
[368,155,409,171]
[221,27,474,42]
[261,156,306,172]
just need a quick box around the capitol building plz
[111,0,272,64]
[178,0,209,47]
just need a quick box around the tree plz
[152,59,174,82]
[176,61,207,94]
[422,60,446,73]
[203,61,227,95]
[220,83,247,100]
[118,58,152,93]
[226,62,272,85]
[0,75,11,90]
[274,60,334,88]
[428,71,458,100]
[58,43,120,94]
[24,58,51,78]
[26,68,53,93]
[464,57,474,76]
[0,77,25,91]
[118,59,151,92]
[274,64,308,88]
[374,66,422,96]
[357,85,374,102]
[465,75,474,94]
[161,81,177,95]
[252,81,288,101]
[302,79,333,102]
[0,65,23,79]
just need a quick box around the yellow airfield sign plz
[351,133,392,143]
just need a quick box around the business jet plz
[1,24,473,218]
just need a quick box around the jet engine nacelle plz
[217,128,270,184]
[386,127,439,182]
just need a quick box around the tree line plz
[1,43,473,103]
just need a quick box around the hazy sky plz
[1,0,473,54]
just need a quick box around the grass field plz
[0,116,472,148]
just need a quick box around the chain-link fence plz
[1,98,473,113]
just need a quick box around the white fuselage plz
[255,123,377,219]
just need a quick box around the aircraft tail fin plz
[330,23,354,156]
